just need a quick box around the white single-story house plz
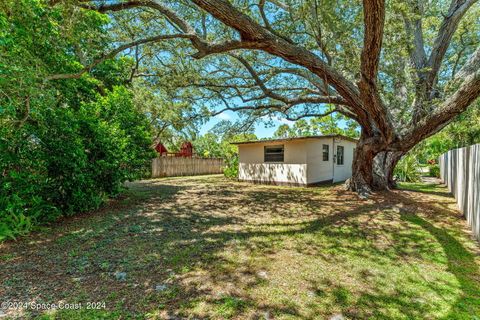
[232,135,358,186]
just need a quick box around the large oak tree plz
[49,0,480,196]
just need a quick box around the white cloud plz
[216,113,231,120]
[276,117,295,125]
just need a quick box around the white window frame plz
[322,144,329,161]
[264,145,284,163]
[336,145,344,166]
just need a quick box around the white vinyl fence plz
[439,144,480,241]
[152,157,224,178]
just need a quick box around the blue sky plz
[199,111,295,138]
[199,110,354,138]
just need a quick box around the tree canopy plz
[41,0,480,194]
[0,0,155,239]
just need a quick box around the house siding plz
[332,137,356,183]
[238,163,307,185]
[238,140,307,164]
[305,139,334,184]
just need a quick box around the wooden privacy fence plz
[439,144,480,241]
[152,157,224,178]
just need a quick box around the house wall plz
[305,138,334,184]
[331,137,356,183]
[238,163,307,185]
[238,140,307,164]
[238,140,308,185]
[303,137,357,184]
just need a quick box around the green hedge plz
[0,87,154,240]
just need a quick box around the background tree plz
[0,0,154,239]
[273,111,360,138]
[192,131,257,178]
[132,80,202,150]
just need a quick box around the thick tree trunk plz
[346,134,404,197]
[372,151,404,189]
[346,145,377,198]
[345,133,383,197]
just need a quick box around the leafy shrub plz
[429,164,440,178]
[223,154,239,179]
[0,87,154,240]
[394,153,421,182]
[0,0,154,240]
[192,134,255,180]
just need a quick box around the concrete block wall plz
[439,144,480,241]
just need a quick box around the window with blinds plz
[264,145,284,162]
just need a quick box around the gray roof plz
[231,134,358,145]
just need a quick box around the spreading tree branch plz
[455,46,480,79]
[409,0,477,124]
[53,0,479,153]
[402,1,427,71]
[426,0,478,89]
[189,0,366,117]
[400,67,480,149]
[45,34,195,81]
[358,0,392,138]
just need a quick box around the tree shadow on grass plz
[153,192,470,319]
[400,210,480,319]
[0,182,370,319]
[224,189,480,319]
[398,182,454,198]
[1,178,479,319]
[292,188,480,319]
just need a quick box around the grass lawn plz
[1,176,479,319]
